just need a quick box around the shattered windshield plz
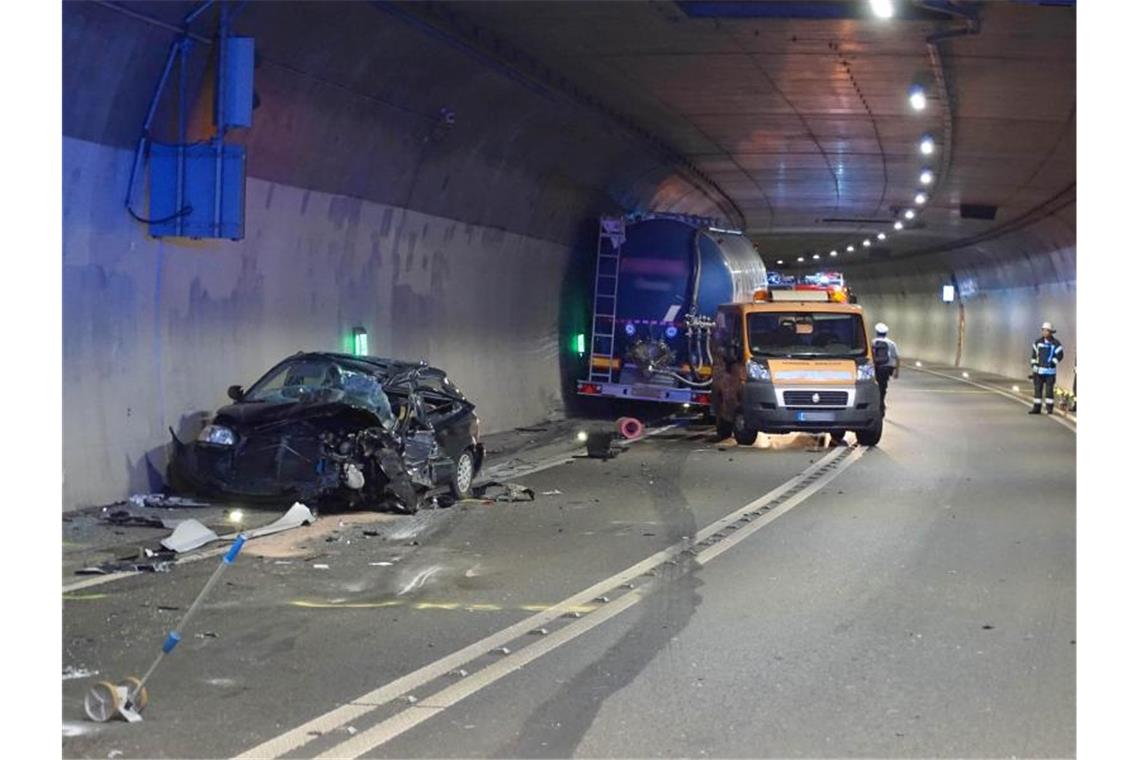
[747,312,867,358]
[243,358,395,420]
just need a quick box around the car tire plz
[856,417,883,447]
[449,448,476,501]
[733,413,758,446]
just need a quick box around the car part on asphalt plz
[84,533,248,723]
[585,431,619,459]
[160,519,221,553]
[473,481,536,503]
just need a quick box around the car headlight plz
[857,363,875,382]
[746,360,771,381]
[198,424,236,446]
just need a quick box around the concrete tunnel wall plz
[849,219,1077,393]
[63,137,578,509]
[61,1,739,511]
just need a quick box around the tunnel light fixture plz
[914,192,928,205]
[904,209,916,220]
[812,253,821,260]
[846,244,855,252]
[776,259,784,265]
[915,361,923,367]
[352,326,369,356]
[877,232,887,240]
[920,135,935,155]
[894,220,904,230]
[830,250,838,257]
[1012,385,1021,392]
[576,430,589,443]
[228,509,244,524]
[862,239,871,247]
[961,372,970,379]
[869,0,895,19]
[909,85,927,111]
[942,285,956,302]
[919,169,934,185]
[796,256,805,262]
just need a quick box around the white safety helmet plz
[1041,321,1055,332]
[875,322,889,335]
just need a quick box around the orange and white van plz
[709,291,883,446]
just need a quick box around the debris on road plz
[161,519,220,553]
[63,666,100,680]
[541,489,563,496]
[129,493,213,509]
[76,559,174,575]
[195,631,219,639]
[245,503,316,538]
[100,510,168,529]
[474,481,535,503]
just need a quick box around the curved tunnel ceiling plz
[71,1,1075,272]
[435,0,1076,270]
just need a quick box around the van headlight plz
[198,425,236,446]
[746,360,771,381]
[857,363,875,382]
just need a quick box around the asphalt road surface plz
[62,367,1075,758]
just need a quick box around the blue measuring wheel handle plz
[163,631,182,653]
[223,533,248,564]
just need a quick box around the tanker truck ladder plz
[589,217,624,384]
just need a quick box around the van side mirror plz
[227,385,244,401]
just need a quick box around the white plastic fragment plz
[312,564,330,570]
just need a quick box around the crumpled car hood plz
[212,400,384,431]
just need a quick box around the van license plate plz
[796,411,835,422]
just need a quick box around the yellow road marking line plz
[62,593,109,601]
[288,600,600,614]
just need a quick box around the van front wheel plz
[856,416,883,447]
[733,413,758,446]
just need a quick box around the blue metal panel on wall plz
[149,141,246,240]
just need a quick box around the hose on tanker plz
[649,366,713,388]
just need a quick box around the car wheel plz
[856,416,883,447]
[449,448,476,500]
[733,413,758,446]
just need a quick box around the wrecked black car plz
[169,353,484,513]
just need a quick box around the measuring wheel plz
[84,681,122,723]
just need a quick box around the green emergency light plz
[352,326,369,356]
[574,333,586,355]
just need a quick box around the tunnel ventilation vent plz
[960,203,998,220]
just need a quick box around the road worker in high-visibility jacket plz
[1028,322,1064,415]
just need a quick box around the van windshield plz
[747,312,867,358]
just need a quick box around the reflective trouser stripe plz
[1033,398,1042,402]
[1045,399,1054,404]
